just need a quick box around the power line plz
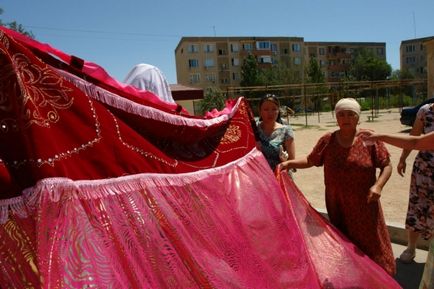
[26,25,182,39]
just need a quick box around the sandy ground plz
[287,108,417,226]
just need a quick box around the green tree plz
[240,54,262,87]
[349,48,391,81]
[306,57,325,83]
[199,87,226,114]
[0,7,34,38]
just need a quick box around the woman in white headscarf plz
[279,98,396,276]
[124,63,175,103]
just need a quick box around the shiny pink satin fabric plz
[0,150,400,288]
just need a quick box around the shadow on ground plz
[394,259,425,289]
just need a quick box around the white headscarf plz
[334,98,361,116]
[124,63,175,103]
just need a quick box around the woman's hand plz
[367,184,382,203]
[397,159,406,177]
[279,145,289,161]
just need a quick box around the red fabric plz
[307,132,396,275]
[0,27,402,288]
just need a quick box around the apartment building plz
[400,36,434,79]
[175,36,304,89]
[175,36,386,89]
[426,39,434,97]
[305,41,386,82]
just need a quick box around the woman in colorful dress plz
[256,94,295,171]
[394,103,434,263]
[361,108,434,289]
[279,98,396,276]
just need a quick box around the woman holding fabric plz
[256,94,295,171]
[279,98,396,276]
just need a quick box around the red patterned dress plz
[307,131,396,276]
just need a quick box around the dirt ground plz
[288,108,417,226]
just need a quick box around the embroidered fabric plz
[0,26,401,289]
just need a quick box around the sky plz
[1,0,433,84]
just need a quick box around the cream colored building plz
[175,36,304,90]
[305,41,386,82]
[175,36,386,89]
[426,39,434,97]
[400,36,434,79]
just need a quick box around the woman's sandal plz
[399,248,416,263]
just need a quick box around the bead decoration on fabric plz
[110,112,178,168]
[5,98,101,168]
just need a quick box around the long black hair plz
[258,94,283,124]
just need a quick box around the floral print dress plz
[407,103,434,240]
[307,132,396,275]
[256,123,294,171]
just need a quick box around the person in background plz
[360,129,434,289]
[124,63,175,103]
[391,102,434,263]
[279,97,396,275]
[256,94,295,171]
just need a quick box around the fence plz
[225,79,427,126]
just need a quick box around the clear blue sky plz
[1,0,433,84]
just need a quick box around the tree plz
[0,7,34,38]
[306,57,327,113]
[349,48,391,81]
[199,87,226,115]
[240,54,262,87]
[306,57,325,83]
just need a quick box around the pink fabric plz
[0,150,401,288]
[0,27,402,288]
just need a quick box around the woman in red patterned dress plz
[279,98,396,276]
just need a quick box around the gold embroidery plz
[220,124,241,144]
[14,53,74,129]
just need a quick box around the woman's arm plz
[397,116,424,176]
[279,156,313,170]
[284,138,295,160]
[367,162,392,203]
[361,131,434,151]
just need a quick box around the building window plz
[205,74,216,83]
[319,60,326,67]
[256,41,271,50]
[218,49,227,55]
[271,43,278,52]
[242,43,253,51]
[376,48,384,56]
[203,44,214,53]
[190,73,200,84]
[293,57,301,65]
[283,48,289,54]
[292,43,301,52]
[406,45,415,53]
[188,59,199,68]
[258,55,272,63]
[204,58,214,67]
[230,43,239,52]
[188,44,199,53]
[231,58,240,66]
[319,47,325,55]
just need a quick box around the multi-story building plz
[175,36,386,89]
[400,36,434,79]
[175,36,304,89]
[304,42,386,82]
[426,39,434,97]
